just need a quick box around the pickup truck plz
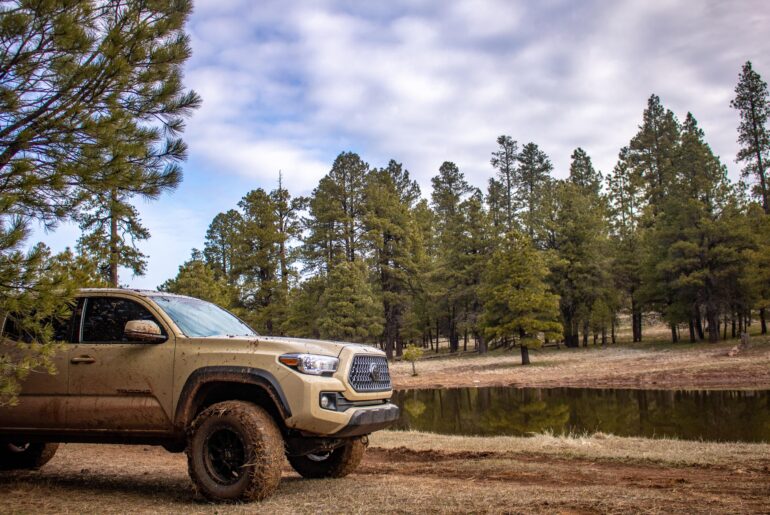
[0,288,399,502]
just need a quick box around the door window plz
[1,312,73,342]
[81,297,164,343]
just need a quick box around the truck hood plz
[256,336,382,358]
[203,335,383,358]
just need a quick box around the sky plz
[33,0,770,289]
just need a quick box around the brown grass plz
[370,430,770,468]
[391,335,770,390]
[1,432,768,514]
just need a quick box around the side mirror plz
[124,320,167,343]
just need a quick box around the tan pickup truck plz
[0,288,398,502]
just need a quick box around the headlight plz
[279,353,339,376]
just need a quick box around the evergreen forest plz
[160,62,770,361]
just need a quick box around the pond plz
[391,387,770,443]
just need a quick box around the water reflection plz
[391,387,770,443]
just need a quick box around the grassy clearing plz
[390,334,770,390]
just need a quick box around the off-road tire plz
[187,401,283,502]
[287,437,366,479]
[0,442,59,470]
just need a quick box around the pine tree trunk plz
[563,316,575,347]
[761,308,767,335]
[477,332,487,354]
[695,307,705,340]
[611,318,616,344]
[582,320,589,347]
[707,308,719,343]
[670,323,678,343]
[731,311,737,338]
[601,326,607,346]
[572,319,580,349]
[109,190,119,287]
[688,319,696,343]
[752,121,769,214]
[723,315,728,340]
[631,297,642,342]
[520,345,530,365]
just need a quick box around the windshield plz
[150,295,257,338]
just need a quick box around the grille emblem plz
[369,363,382,382]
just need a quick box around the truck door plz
[66,295,175,432]
[0,310,73,429]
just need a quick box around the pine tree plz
[731,61,770,214]
[363,160,421,359]
[430,162,473,352]
[77,192,151,286]
[0,0,200,225]
[47,247,110,289]
[549,181,611,347]
[642,114,750,342]
[159,250,232,308]
[480,231,562,365]
[410,199,440,351]
[624,95,681,340]
[628,94,680,211]
[317,261,383,343]
[236,189,282,334]
[744,205,770,334]
[204,210,243,285]
[489,135,519,231]
[569,147,603,197]
[515,142,553,245]
[606,147,645,341]
[304,152,369,272]
[454,191,492,353]
[567,148,613,345]
[0,0,199,403]
[282,275,325,338]
[271,174,306,292]
[1,243,81,405]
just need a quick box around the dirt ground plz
[1,432,768,514]
[3,338,769,513]
[390,337,770,390]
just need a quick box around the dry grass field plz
[1,431,768,514]
[390,335,770,390]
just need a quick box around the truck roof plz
[77,288,190,299]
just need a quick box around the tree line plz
[161,61,770,362]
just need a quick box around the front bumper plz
[332,402,400,437]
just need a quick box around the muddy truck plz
[0,288,398,502]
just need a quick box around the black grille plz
[348,355,391,392]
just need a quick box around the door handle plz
[70,355,96,364]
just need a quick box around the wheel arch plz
[175,367,292,431]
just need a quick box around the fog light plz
[320,393,336,411]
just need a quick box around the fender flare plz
[174,366,292,428]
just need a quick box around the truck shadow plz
[0,469,309,505]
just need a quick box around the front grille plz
[348,355,391,392]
